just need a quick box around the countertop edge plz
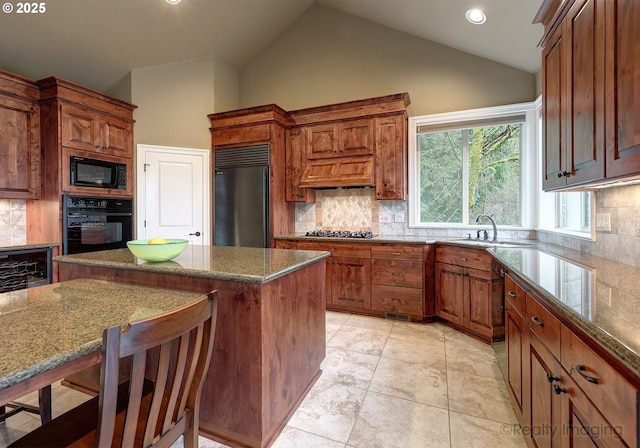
[490,249,640,380]
[0,243,58,252]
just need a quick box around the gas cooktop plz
[305,230,374,239]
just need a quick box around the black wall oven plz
[63,195,133,255]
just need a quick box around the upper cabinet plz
[536,0,640,190]
[37,76,136,198]
[290,93,410,200]
[0,70,41,200]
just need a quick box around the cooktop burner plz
[305,230,374,239]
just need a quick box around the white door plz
[136,144,210,245]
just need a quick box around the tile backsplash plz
[0,199,26,244]
[294,184,640,268]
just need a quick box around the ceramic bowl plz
[126,239,188,262]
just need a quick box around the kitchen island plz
[55,245,329,448]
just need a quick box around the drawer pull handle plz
[531,316,544,327]
[575,365,599,384]
[337,296,364,303]
[546,373,560,383]
[391,252,401,256]
[553,384,567,395]
[508,291,517,298]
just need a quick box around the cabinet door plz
[559,373,627,448]
[542,24,567,190]
[100,114,132,158]
[60,103,100,152]
[0,95,40,199]
[331,257,371,310]
[527,332,562,448]
[307,123,338,159]
[285,127,315,202]
[505,302,526,424]
[338,119,373,157]
[374,114,406,200]
[435,262,464,325]
[605,0,640,179]
[565,0,605,186]
[465,267,496,337]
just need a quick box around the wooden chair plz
[10,290,217,448]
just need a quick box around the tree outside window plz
[417,123,521,225]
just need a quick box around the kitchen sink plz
[445,238,535,248]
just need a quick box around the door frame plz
[136,144,211,244]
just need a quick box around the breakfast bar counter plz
[55,245,329,448]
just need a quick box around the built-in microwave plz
[70,156,127,190]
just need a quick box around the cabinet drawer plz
[371,285,422,316]
[504,274,525,317]
[561,326,638,448]
[274,240,297,250]
[370,244,423,261]
[525,293,561,359]
[296,241,370,258]
[371,259,422,288]
[436,246,491,270]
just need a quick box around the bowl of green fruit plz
[126,238,188,262]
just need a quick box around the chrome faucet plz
[476,214,498,242]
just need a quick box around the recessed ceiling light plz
[466,9,487,25]
[166,0,181,4]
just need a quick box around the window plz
[409,102,538,228]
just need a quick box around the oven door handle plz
[68,214,89,218]
[105,213,133,217]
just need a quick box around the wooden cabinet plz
[435,245,504,342]
[374,114,407,200]
[536,0,640,189]
[307,119,374,159]
[27,77,136,253]
[60,103,132,158]
[504,276,526,424]
[502,270,639,448]
[370,244,423,318]
[541,0,605,190]
[0,71,40,200]
[291,239,431,320]
[604,0,640,179]
[285,127,315,202]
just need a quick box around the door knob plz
[189,231,201,236]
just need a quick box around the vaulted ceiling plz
[0,0,543,93]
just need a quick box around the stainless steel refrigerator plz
[214,144,270,248]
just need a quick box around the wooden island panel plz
[57,259,326,448]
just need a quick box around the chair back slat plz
[95,291,217,448]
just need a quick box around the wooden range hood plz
[298,156,375,188]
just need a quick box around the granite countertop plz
[0,242,58,252]
[54,245,330,284]
[490,244,640,378]
[275,234,537,246]
[0,278,204,391]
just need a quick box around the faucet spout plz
[476,214,498,242]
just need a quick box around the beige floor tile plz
[348,391,450,448]
[320,347,379,389]
[382,333,446,366]
[447,370,519,424]
[390,320,446,341]
[327,326,390,356]
[271,426,346,448]
[445,342,504,381]
[369,357,448,409]
[287,378,367,444]
[449,411,528,447]
[343,314,394,333]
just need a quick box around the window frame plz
[408,101,539,229]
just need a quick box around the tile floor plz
[0,311,527,448]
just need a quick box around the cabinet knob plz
[531,316,544,327]
[95,144,101,149]
[546,373,560,383]
[557,170,571,178]
[553,384,567,395]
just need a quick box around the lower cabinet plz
[435,245,504,342]
[279,239,431,320]
[503,272,638,448]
